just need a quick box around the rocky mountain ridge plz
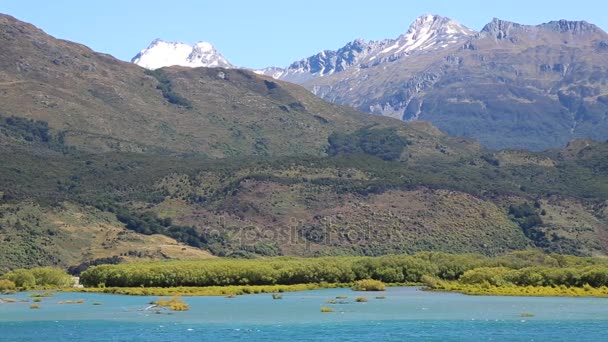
[292,17,608,150]
[130,14,608,150]
[256,14,475,83]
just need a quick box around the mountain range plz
[134,14,608,150]
[0,13,607,271]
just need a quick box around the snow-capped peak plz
[390,14,476,54]
[408,14,467,34]
[261,14,476,83]
[132,39,233,70]
[193,41,214,51]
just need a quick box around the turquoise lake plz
[1,287,608,341]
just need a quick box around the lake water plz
[1,287,607,341]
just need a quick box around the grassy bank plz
[64,283,341,296]
[12,282,608,298]
[54,282,608,298]
[425,281,608,297]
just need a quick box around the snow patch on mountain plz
[132,39,233,70]
[254,67,287,79]
[267,14,476,83]
[394,14,475,53]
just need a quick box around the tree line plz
[79,250,608,288]
[459,265,608,287]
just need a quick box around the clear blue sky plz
[1,0,606,68]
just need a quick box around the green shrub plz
[320,306,334,312]
[154,296,189,311]
[505,268,545,286]
[2,269,36,288]
[353,279,386,291]
[3,267,71,288]
[0,279,16,292]
[421,275,445,289]
[30,267,72,287]
[459,267,511,286]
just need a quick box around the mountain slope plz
[397,18,608,150]
[2,129,607,264]
[2,14,608,272]
[0,14,404,157]
[0,201,213,272]
[132,39,233,69]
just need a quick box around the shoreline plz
[61,283,349,297]
[426,282,608,298]
[22,283,606,298]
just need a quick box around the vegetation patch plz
[29,292,55,298]
[144,69,193,108]
[70,283,329,297]
[76,251,608,293]
[5,251,608,299]
[353,279,386,291]
[154,296,189,311]
[355,296,368,302]
[0,279,16,292]
[68,256,123,276]
[1,137,607,264]
[79,254,441,288]
[327,127,408,161]
[320,306,334,313]
[1,267,71,289]
[423,262,608,297]
[508,203,546,247]
[0,116,66,150]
